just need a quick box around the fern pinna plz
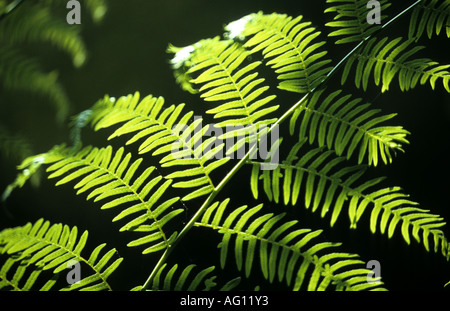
[0,218,121,291]
[1,0,450,291]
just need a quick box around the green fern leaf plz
[325,0,391,44]
[224,12,333,93]
[16,144,184,254]
[0,257,58,291]
[353,187,449,258]
[187,38,278,127]
[250,139,376,224]
[195,200,386,291]
[87,92,230,201]
[250,140,450,258]
[2,144,68,202]
[145,263,241,291]
[408,0,450,40]
[0,3,87,67]
[289,88,410,166]
[169,37,279,156]
[0,219,122,291]
[341,36,450,92]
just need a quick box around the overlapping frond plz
[348,186,449,258]
[134,263,241,291]
[88,92,229,201]
[250,139,378,225]
[0,2,87,67]
[0,219,122,291]
[0,46,70,122]
[224,12,332,93]
[0,125,43,201]
[17,144,183,254]
[182,38,279,127]
[325,0,391,44]
[168,37,279,156]
[409,0,450,40]
[289,88,409,166]
[195,199,386,291]
[250,140,450,258]
[342,36,450,92]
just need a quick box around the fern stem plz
[142,148,252,290]
[382,0,423,30]
[141,1,424,290]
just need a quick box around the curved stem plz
[141,0,424,290]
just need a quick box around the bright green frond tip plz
[224,12,333,94]
[170,36,280,158]
[0,219,122,291]
[289,88,410,166]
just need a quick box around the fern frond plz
[250,139,377,225]
[0,46,70,121]
[183,38,279,127]
[224,12,333,93]
[169,37,280,156]
[137,263,241,291]
[0,219,123,291]
[2,145,62,201]
[195,200,386,290]
[250,141,450,258]
[409,0,450,40]
[0,257,58,291]
[325,0,391,44]
[88,92,230,201]
[1,137,43,202]
[289,88,410,166]
[17,144,183,254]
[341,36,450,92]
[0,2,87,67]
[349,186,449,258]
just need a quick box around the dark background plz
[0,0,449,291]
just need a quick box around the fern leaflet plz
[224,12,333,93]
[0,219,122,291]
[88,92,230,201]
[133,263,241,291]
[250,140,450,258]
[195,199,386,291]
[289,88,409,166]
[16,144,183,254]
[0,2,87,67]
[169,37,279,157]
[325,0,391,44]
[341,36,450,92]
[409,0,450,40]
